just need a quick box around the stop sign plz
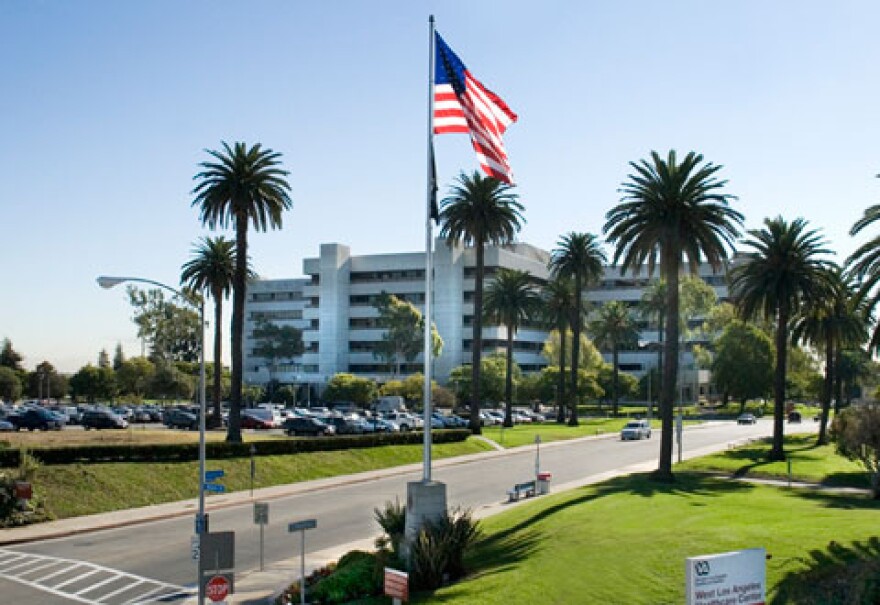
[205,575,230,602]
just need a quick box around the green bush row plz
[0,429,471,468]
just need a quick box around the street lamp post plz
[97,275,207,603]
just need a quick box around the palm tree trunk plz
[569,275,582,427]
[770,308,789,461]
[228,213,247,443]
[657,250,679,481]
[557,327,567,423]
[833,349,843,414]
[504,327,514,427]
[211,287,223,429]
[612,342,620,416]
[817,332,833,446]
[469,237,485,435]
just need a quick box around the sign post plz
[254,502,269,571]
[686,548,766,605]
[288,519,317,605]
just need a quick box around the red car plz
[240,409,275,430]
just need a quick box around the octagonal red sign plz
[205,575,230,602]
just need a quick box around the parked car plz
[82,409,128,430]
[383,411,422,431]
[620,419,651,441]
[0,419,14,431]
[9,407,64,431]
[737,413,758,425]
[241,409,276,430]
[283,416,335,437]
[787,411,802,423]
[163,409,198,430]
[320,416,363,435]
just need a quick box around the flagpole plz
[422,14,436,484]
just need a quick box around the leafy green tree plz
[181,235,240,427]
[832,404,880,499]
[786,346,824,401]
[26,361,67,400]
[731,216,832,460]
[484,269,542,426]
[127,287,201,363]
[149,362,194,402]
[0,366,22,402]
[69,364,117,403]
[116,357,156,399]
[639,279,667,397]
[541,277,576,422]
[541,330,603,371]
[192,141,293,443]
[439,171,524,433]
[0,338,23,371]
[275,385,297,406]
[252,319,305,401]
[322,373,377,407]
[597,364,638,407]
[372,292,442,375]
[589,301,639,416]
[792,268,868,444]
[605,150,743,480]
[112,343,125,371]
[836,348,872,407]
[550,232,606,426]
[712,321,774,412]
[447,353,514,406]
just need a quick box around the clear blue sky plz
[2,1,879,373]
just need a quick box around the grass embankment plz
[414,436,878,604]
[29,439,493,519]
[0,428,237,449]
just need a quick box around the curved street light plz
[97,275,207,602]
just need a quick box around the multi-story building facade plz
[243,241,733,401]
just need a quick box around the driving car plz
[737,413,758,425]
[620,419,652,440]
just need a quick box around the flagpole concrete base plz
[402,481,447,562]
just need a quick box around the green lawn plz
[32,439,493,519]
[677,434,869,488]
[478,418,633,448]
[418,473,880,604]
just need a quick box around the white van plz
[374,396,406,414]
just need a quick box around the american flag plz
[434,32,518,184]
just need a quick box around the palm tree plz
[542,277,576,423]
[730,216,832,460]
[604,150,742,481]
[180,236,246,428]
[439,171,525,434]
[192,142,292,442]
[589,301,639,416]
[639,279,667,402]
[484,269,542,426]
[549,233,606,426]
[791,267,868,445]
[847,187,880,351]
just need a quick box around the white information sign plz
[686,548,766,605]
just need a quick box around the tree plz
[0,338,23,371]
[604,150,743,480]
[597,364,638,407]
[832,404,880,499]
[438,171,524,434]
[639,279,667,399]
[113,343,125,371]
[252,319,305,401]
[27,361,67,400]
[372,293,442,375]
[97,349,110,369]
[541,330,603,371]
[0,367,22,402]
[447,353,514,406]
[711,321,774,412]
[791,268,868,444]
[192,141,293,443]
[846,180,880,351]
[541,277,576,422]
[589,301,639,416]
[549,232,606,426]
[149,362,194,402]
[127,287,201,363]
[116,357,156,399]
[69,364,117,403]
[730,216,832,461]
[483,269,542,426]
[181,235,240,427]
[322,373,377,407]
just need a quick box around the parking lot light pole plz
[97,275,207,603]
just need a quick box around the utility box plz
[537,472,552,495]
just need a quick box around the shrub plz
[374,498,406,561]
[409,507,481,590]
[831,405,880,499]
[311,550,381,604]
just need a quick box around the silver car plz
[620,420,652,440]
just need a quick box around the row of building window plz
[350,269,425,283]
[350,293,426,306]
[250,291,304,302]
[250,309,303,321]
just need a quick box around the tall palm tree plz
[730,216,832,460]
[484,269,542,427]
[604,150,742,481]
[549,232,606,426]
[589,300,640,416]
[791,267,868,445]
[180,236,246,428]
[542,277,576,423]
[439,171,525,434]
[192,142,292,442]
[847,187,880,351]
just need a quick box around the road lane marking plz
[0,547,192,604]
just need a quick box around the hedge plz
[0,429,471,468]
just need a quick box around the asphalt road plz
[0,419,806,603]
